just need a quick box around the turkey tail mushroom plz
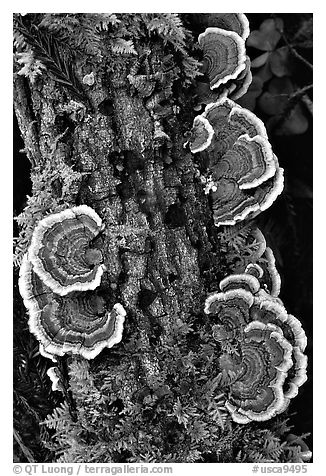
[204,264,308,423]
[19,254,126,360]
[28,205,106,296]
[188,99,283,226]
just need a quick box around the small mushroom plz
[28,205,106,296]
[245,263,264,279]
[46,367,63,392]
[82,72,95,86]
[19,254,126,360]
[187,115,214,153]
[258,247,282,297]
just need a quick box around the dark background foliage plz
[13,12,312,461]
[245,13,313,445]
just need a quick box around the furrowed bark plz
[13,37,222,402]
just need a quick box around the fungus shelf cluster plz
[195,13,252,106]
[188,97,284,226]
[205,259,307,424]
[18,205,126,361]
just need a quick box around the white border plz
[4,4,321,473]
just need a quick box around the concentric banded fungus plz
[228,56,252,100]
[219,273,260,294]
[205,267,308,423]
[194,56,252,106]
[19,254,126,360]
[194,15,251,105]
[224,322,293,423]
[198,27,247,91]
[216,134,276,189]
[194,13,250,41]
[251,156,284,214]
[205,288,253,340]
[250,294,308,408]
[28,205,106,296]
[189,99,283,226]
[213,13,250,41]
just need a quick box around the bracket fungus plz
[195,55,252,106]
[19,251,126,360]
[227,56,252,101]
[189,98,284,226]
[204,262,307,424]
[198,27,247,92]
[210,13,250,41]
[257,247,282,297]
[224,322,293,424]
[195,14,251,105]
[28,205,106,296]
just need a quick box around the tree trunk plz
[14,40,215,360]
[13,18,229,462]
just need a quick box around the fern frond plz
[145,13,186,51]
[220,222,253,253]
[16,49,46,83]
[95,14,121,30]
[38,14,104,56]
[172,398,189,427]
[13,28,27,50]
[14,16,85,100]
[111,38,137,55]
[42,402,71,431]
[246,450,274,463]
[207,401,227,429]
[182,55,203,82]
